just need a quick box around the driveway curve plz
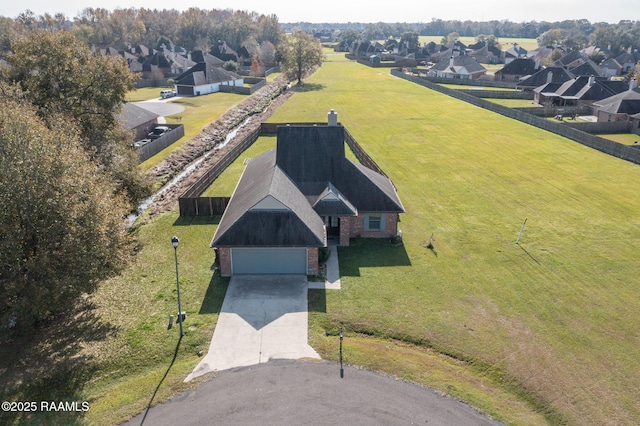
[122,360,503,426]
[133,99,185,117]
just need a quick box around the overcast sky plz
[0,0,637,24]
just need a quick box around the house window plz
[365,213,385,231]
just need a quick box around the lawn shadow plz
[517,243,541,265]
[198,273,229,315]
[308,289,327,313]
[0,300,118,424]
[139,335,182,426]
[339,239,412,277]
[292,83,326,92]
[173,215,221,227]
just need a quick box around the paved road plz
[123,360,504,426]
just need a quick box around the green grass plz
[419,36,539,51]
[200,136,277,196]
[125,87,169,102]
[489,99,540,108]
[139,93,247,171]
[598,133,640,145]
[0,212,227,425]
[266,61,640,425]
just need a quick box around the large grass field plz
[263,62,640,425]
[419,36,539,51]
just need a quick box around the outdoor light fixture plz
[340,327,344,378]
[171,236,184,337]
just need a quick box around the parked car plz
[147,126,170,139]
[132,138,152,148]
[160,89,176,99]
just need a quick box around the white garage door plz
[231,248,307,275]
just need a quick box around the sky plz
[0,0,637,24]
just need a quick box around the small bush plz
[390,235,403,246]
[318,246,332,264]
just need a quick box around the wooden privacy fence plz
[391,68,640,166]
[178,196,230,216]
[178,122,394,216]
[180,123,260,201]
[134,124,184,162]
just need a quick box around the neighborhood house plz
[211,111,405,276]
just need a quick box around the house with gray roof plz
[534,75,629,107]
[211,111,404,276]
[517,67,574,90]
[494,58,540,82]
[174,54,243,96]
[428,54,487,80]
[592,80,640,122]
[118,103,159,142]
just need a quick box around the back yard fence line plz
[455,89,534,100]
[178,123,387,216]
[391,68,640,165]
[135,124,185,162]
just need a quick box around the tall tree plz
[176,7,212,51]
[279,31,323,85]
[400,31,420,49]
[2,30,151,205]
[0,91,131,329]
[256,14,282,46]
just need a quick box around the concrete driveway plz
[185,275,319,381]
[132,99,185,117]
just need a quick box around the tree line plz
[2,10,638,56]
[287,19,640,54]
[0,8,283,53]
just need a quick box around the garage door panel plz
[232,248,307,274]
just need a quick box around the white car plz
[160,90,176,99]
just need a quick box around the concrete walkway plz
[185,275,320,381]
[309,240,341,290]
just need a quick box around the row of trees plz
[4,9,639,55]
[0,31,152,330]
[0,8,282,53]
[291,19,640,55]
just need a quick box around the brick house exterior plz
[211,111,404,276]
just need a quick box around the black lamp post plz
[171,236,184,337]
[339,327,344,378]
